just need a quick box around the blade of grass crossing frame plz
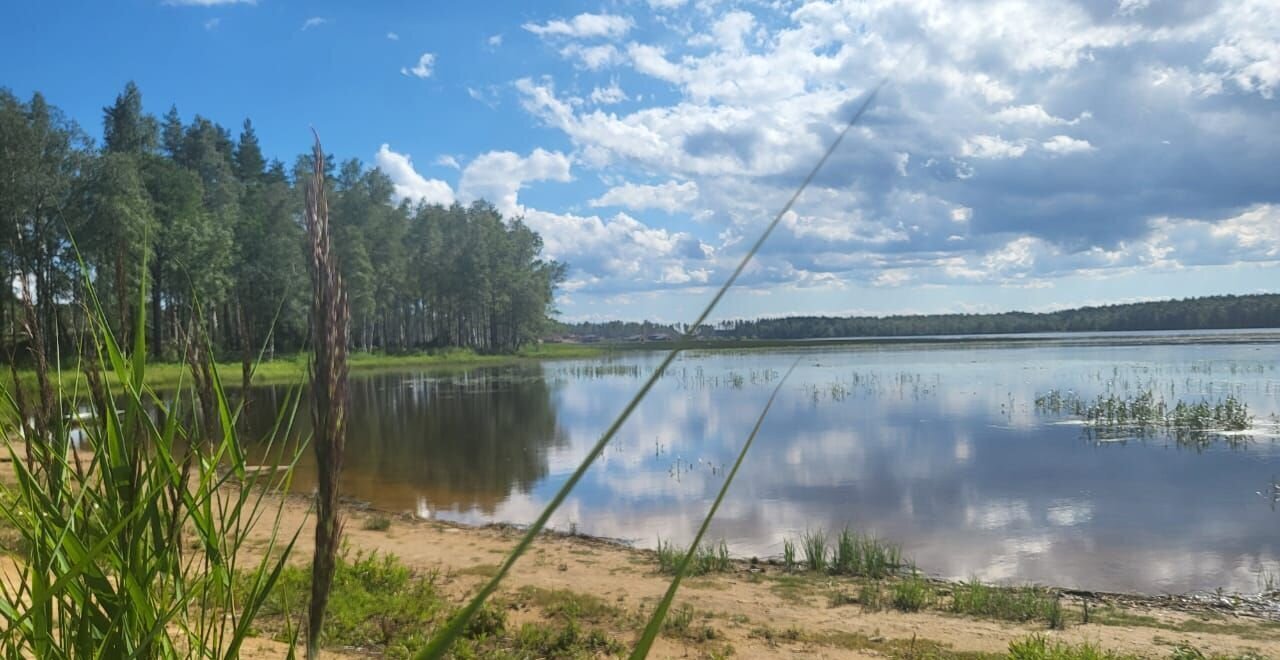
[630,359,798,659]
[413,82,884,660]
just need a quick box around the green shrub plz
[801,529,829,573]
[858,581,885,611]
[1008,635,1137,660]
[950,579,1064,627]
[250,551,455,658]
[890,572,933,612]
[655,537,732,576]
[362,514,393,531]
[832,526,904,578]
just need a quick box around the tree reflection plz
[238,366,567,514]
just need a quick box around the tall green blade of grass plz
[630,359,798,659]
[0,246,307,658]
[413,81,884,660]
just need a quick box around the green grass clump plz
[656,537,732,576]
[858,581,885,611]
[1170,397,1251,431]
[661,605,720,643]
[1034,389,1253,436]
[832,526,904,578]
[249,554,633,659]
[515,585,629,627]
[801,529,829,573]
[496,621,624,658]
[362,514,393,531]
[0,281,305,658]
[1007,635,1136,660]
[252,551,453,657]
[950,579,1064,627]
[1168,643,1268,660]
[781,527,905,578]
[891,572,934,612]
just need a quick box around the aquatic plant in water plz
[1034,388,1253,443]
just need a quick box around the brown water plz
[238,332,1280,594]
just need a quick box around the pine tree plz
[102,81,157,155]
[234,118,266,183]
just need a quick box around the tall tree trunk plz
[150,263,163,358]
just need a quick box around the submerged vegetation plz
[1035,388,1254,442]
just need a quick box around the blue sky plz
[3,0,1279,322]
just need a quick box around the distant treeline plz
[717,294,1280,339]
[559,294,1280,341]
[550,320,681,339]
[0,83,563,360]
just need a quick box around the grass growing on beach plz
[1007,635,1135,660]
[950,579,1064,628]
[245,551,636,659]
[655,537,732,576]
[778,527,906,579]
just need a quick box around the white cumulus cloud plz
[459,149,572,216]
[589,81,628,105]
[1041,135,1096,154]
[961,135,1029,159]
[560,44,623,70]
[523,13,633,39]
[401,53,435,79]
[590,180,699,213]
[375,145,455,205]
[992,104,1090,126]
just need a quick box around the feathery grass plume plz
[630,360,798,659]
[414,81,884,660]
[304,131,351,660]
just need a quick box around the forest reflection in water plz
[238,366,567,515]
[234,336,1280,594]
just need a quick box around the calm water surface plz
[241,333,1280,594]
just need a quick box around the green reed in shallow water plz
[1035,388,1253,435]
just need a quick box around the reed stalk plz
[303,132,350,660]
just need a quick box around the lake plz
[239,331,1280,595]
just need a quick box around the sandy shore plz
[225,492,1280,659]
[3,445,1277,658]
